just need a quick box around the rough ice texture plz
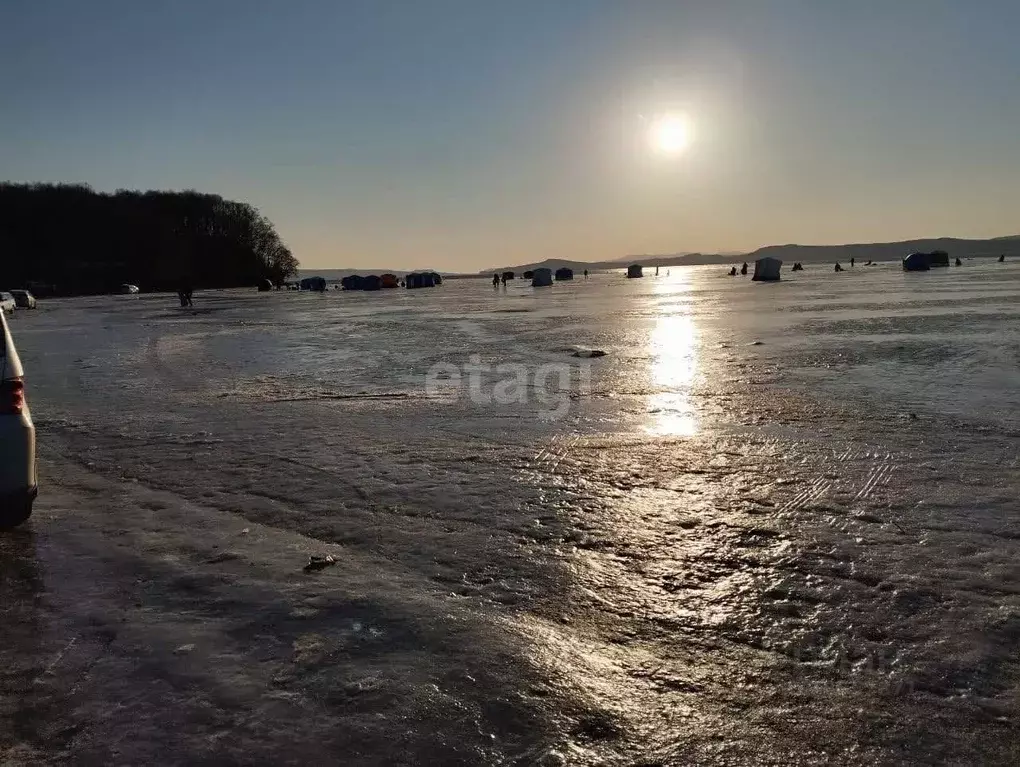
[2,263,1019,765]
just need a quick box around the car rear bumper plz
[0,484,37,508]
[0,412,36,493]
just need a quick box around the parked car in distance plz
[0,293,15,315]
[0,311,37,528]
[120,284,140,294]
[9,290,36,309]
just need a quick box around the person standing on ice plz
[177,282,193,307]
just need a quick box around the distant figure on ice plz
[177,283,193,307]
[740,262,748,275]
[728,266,737,276]
[583,269,589,280]
[500,272,507,286]
[655,265,659,276]
[835,262,844,272]
[492,273,500,288]
[999,254,1006,262]
[850,257,855,268]
[955,258,962,266]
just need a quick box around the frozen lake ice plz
[2,261,1019,764]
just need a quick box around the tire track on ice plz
[529,433,582,474]
[855,454,894,501]
[777,476,833,515]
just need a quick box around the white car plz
[0,311,37,528]
[10,290,37,309]
[0,292,15,315]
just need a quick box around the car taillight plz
[1,378,25,414]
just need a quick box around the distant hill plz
[747,237,1020,265]
[480,253,731,275]
[300,235,1020,279]
[483,236,1020,274]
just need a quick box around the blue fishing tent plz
[300,276,327,291]
[903,253,930,271]
[531,268,553,287]
[752,257,783,281]
[341,275,365,290]
[406,272,437,289]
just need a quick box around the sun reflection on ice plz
[646,281,699,436]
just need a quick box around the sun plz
[649,113,693,155]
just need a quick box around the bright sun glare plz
[649,113,693,155]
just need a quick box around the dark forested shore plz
[0,183,298,295]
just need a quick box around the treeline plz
[0,183,298,295]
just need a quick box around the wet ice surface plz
[3,264,1020,764]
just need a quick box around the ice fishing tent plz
[531,267,553,287]
[555,267,574,281]
[903,253,930,271]
[300,276,327,291]
[928,250,950,267]
[257,278,273,292]
[523,270,534,279]
[341,275,365,290]
[502,271,515,282]
[406,272,437,289]
[429,272,443,285]
[627,264,643,278]
[363,275,382,291]
[752,257,782,281]
[380,273,399,288]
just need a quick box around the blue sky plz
[3,0,1019,270]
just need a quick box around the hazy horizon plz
[297,232,1019,274]
[4,1,1019,271]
